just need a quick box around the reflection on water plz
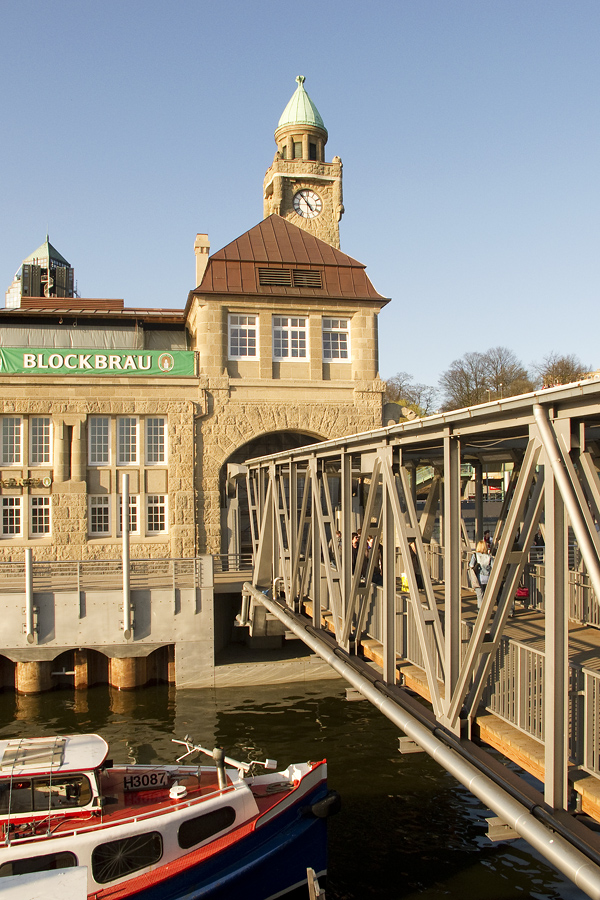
[0,682,584,899]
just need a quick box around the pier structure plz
[242,379,600,897]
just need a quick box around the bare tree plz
[384,372,438,416]
[439,352,489,410]
[483,346,533,398]
[531,352,591,388]
[439,347,532,411]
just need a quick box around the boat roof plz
[0,734,109,777]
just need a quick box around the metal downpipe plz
[25,547,34,644]
[244,583,600,899]
[533,403,600,603]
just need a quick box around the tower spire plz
[263,77,343,249]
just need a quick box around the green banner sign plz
[0,348,195,377]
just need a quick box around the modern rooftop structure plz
[5,236,75,309]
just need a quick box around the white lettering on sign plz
[14,351,176,373]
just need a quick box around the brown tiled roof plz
[192,215,389,305]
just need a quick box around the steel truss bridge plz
[242,380,600,898]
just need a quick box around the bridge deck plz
[305,586,600,822]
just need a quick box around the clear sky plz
[1,0,598,389]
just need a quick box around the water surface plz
[0,682,586,899]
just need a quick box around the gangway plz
[242,380,600,898]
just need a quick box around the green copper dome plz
[277,76,327,135]
[23,235,70,267]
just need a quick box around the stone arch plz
[220,429,324,556]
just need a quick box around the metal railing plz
[0,557,212,594]
[360,583,600,781]
[213,553,253,574]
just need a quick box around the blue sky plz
[1,0,598,387]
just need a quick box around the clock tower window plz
[293,141,302,159]
[309,143,317,161]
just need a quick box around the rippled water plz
[0,682,586,899]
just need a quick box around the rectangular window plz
[273,317,307,359]
[118,495,139,535]
[117,417,138,465]
[229,315,257,359]
[89,496,110,535]
[1,418,21,465]
[322,318,350,361]
[89,417,110,465]
[146,418,166,464]
[1,497,22,537]
[30,417,51,465]
[30,496,51,535]
[147,495,167,533]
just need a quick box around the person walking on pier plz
[469,540,492,610]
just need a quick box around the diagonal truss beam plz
[381,452,444,716]
[446,436,543,728]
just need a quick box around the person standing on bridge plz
[469,540,492,610]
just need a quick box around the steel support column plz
[443,432,462,719]
[544,450,569,810]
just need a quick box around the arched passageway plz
[220,431,322,557]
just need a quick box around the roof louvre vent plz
[292,270,322,289]
[258,268,293,286]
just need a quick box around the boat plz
[0,734,340,899]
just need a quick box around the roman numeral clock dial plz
[293,189,322,219]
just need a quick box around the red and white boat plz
[0,734,339,899]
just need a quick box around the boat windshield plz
[0,774,93,813]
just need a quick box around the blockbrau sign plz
[0,348,195,376]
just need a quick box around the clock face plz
[293,189,322,219]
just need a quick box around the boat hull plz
[94,777,330,900]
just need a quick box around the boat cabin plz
[0,735,107,819]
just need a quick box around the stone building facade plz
[0,77,389,563]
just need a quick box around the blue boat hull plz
[132,780,330,900]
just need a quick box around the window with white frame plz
[30,496,51,535]
[322,318,350,361]
[89,417,110,465]
[1,417,22,465]
[30,417,51,465]
[147,495,167,533]
[89,496,110,535]
[118,494,140,535]
[145,418,166,464]
[229,315,257,359]
[273,317,307,359]
[1,497,22,536]
[117,417,138,465]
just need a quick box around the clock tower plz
[263,76,344,249]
